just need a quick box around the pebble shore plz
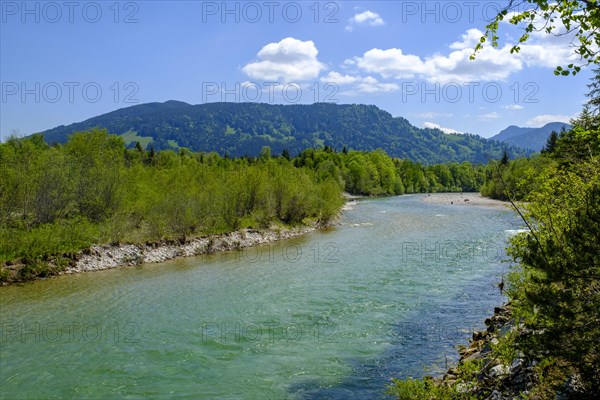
[65,222,333,274]
[422,193,512,210]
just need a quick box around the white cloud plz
[504,104,524,110]
[518,33,578,68]
[321,72,399,94]
[320,71,360,85]
[449,29,484,50]
[350,29,522,83]
[423,122,463,134]
[527,114,573,127]
[424,43,522,83]
[352,48,427,79]
[414,112,453,118]
[348,27,579,84]
[356,76,399,93]
[345,10,384,31]
[242,37,325,82]
[500,10,588,68]
[478,112,500,121]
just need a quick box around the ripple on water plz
[0,195,520,399]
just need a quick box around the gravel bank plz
[422,193,512,210]
[65,221,333,274]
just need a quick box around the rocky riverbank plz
[67,222,332,274]
[436,303,538,399]
[1,220,335,284]
[432,304,586,400]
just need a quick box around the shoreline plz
[434,303,539,399]
[422,192,512,210]
[67,220,335,274]
[1,193,514,285]
[1,219,335,285]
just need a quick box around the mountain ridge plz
[490,122,572,151]
[38,101,530,164]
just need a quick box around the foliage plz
[526,357,579,398]
[507,155,600,395]
[480,155,555,201]
[481,99,600,396]
[387,359,482,400]
[0,129,346,282]
[294,148,487,196]
[387,377,456,400]
[473,0,600,75]
[38,102,528,164]
[585,66,600,113]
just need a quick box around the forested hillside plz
[39,102,529,164]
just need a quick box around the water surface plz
[0,195,521,399]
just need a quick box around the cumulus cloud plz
[349,29,522,83]
[517,33,578,68]
[414,112,454,118]
[527,114,574,127]
[348,27,578,84]
[449,29,484,50]
[320,72,399,94]
[353,48,426,79]
[345,11,384,31]
[320,71,360,85]
[504,104,524,110]
[478,112,500,121]
[500,10,588,68]
[423,122,463,134]
[242,37,325,82]
[356,76,399,93]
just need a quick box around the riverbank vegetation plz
[0,130,492,283]
[0,130,343,282]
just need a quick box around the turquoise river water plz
[0,195,522,399]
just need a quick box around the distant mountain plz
[492,125,533,142]
[39,101,530,164]
[491,122,572,152]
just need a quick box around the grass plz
[120,130,154,149]
[0,219,98,262]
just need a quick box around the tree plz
[65,129,125,221]
[473,0,600,75]
[146,146,156,165]
[501,148,510,166]
[259,146,271,161]
[541,130,559,153]
[508,156,600,395]
[586,66,600,113]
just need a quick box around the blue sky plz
[0,1,593,139]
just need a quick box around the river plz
[0,194,522,399]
